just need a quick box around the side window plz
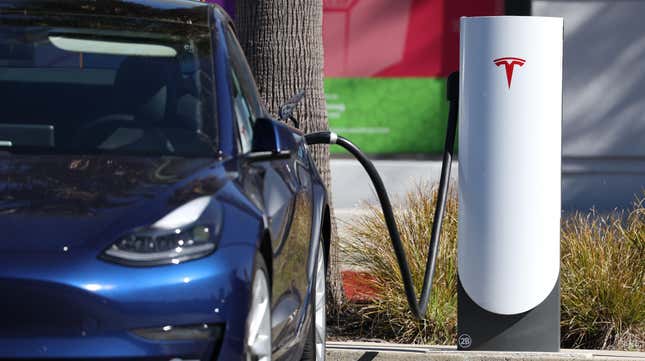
[225,25,262,154]
[225,25,263,116]
[231,69,253,153]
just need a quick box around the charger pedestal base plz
[457,278,561,352]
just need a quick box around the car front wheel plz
[247,255,271,361]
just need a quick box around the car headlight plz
[100,196,220,266]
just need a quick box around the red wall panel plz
[323,0,504,77]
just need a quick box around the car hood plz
[0,154,231,252]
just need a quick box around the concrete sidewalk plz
[330,159,457,210]
[326,342,645,361]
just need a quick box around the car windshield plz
[0,23,217,157]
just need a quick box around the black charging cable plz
[305,72,459,319]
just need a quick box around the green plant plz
[336,184,644,350]
[560,198,644,350]
[339,183,458,345]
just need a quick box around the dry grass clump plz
[334,184,644,350]
[338,183,458,345]
[560,198,644,350]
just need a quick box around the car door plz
[223,25,313,356]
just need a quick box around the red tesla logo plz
[493,57,526,88]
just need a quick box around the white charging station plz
[457,16,563,351]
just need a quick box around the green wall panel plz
[324,77,449,155]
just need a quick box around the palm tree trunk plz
[235,0,344,307]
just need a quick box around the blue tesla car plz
[0,1,330,360]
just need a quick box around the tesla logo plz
[493,57,526,88]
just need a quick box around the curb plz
[326,342,645,361]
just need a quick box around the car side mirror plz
[246,117,297,162]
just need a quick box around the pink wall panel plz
[323,0,504,77]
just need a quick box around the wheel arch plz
[259,230,273,289]
[321,204,331,271]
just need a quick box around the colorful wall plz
[205,0,235,17]
[323,0,503,154]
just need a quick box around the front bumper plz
[0,244,255,360]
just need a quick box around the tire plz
[246,254,272,361]
[301,238,326,361]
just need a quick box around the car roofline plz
[0,0,220,27]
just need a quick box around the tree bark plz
[235,0,344,307]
